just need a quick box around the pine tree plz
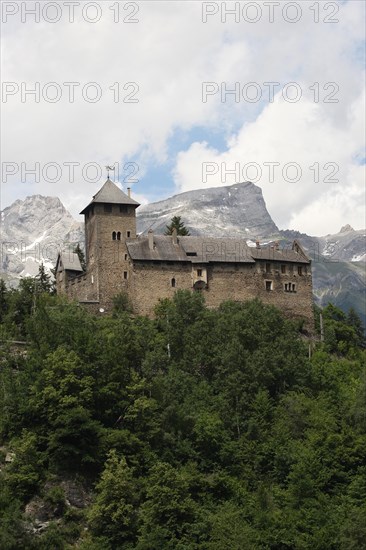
[74,243,86,271]
[164,216,190,236]
[347,308,366,348]
[36,263,52,293]
[0,279,8,322]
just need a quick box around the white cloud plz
[1,0,365,235]
[173,86,365,234]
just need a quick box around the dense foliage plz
[164,216,191,236]
[0,278,365,549]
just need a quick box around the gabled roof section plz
[126,235,255,264]
[56,251,83,272]
[80,178,140,214]
[126,236,310,265]
[250,241,310,264]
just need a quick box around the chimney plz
[172,227,178,245]
[256,239,260,249]
[127,187,131,198]
[148,229,154,250]
[274,241,279,250]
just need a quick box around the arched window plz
[117,231,121,241]
[171,278,176,288]
[112,231,117,240]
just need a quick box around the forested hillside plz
[0,276,365,549]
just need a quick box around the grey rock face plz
[1,195,83,283]
[136,182,279,238]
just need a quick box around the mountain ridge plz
[1,182,365,324]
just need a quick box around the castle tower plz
[79,178,140,307]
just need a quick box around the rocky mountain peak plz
[339,224,355,233]
[1,195,83,281]
[137,181,279,238]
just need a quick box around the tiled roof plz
[80,179,139,214]
[250,246,310,264]
[127,235,255,264]
[127,235,310,264]
[56,252,83,272]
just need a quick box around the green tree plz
[73,243,86,271]
[88,450,139,547]
[164,216,190,236]
[4,430,44,502]
[36,263,53,293]
[137,462,200,549]
[0,279,9,323]
[347,308,366,348]
[112,291,133,315]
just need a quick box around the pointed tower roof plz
[80,178,140,214]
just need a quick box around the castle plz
[55,179,314,328]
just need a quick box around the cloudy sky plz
[1,0,365,235]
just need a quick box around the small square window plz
[265,280,272,291]
[298,266,302,276]
[123,271,128,280]
[127,231,131,238]
[104,204,112,213]
[124,254,128,261]
[197,269,202,277]
[266,263,271,272]
[281,265,286,274]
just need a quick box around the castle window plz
[123,271,128,280]
[104,204,112,213]
[127,231,131,238]
[120,205,128,213]
[281,265,286,274]
[298,266,303,276]
[266,263,271,272]
[171,278,176,288]
[124,254,128,260]
[284,283,297,293]
[117,231,121,240]
[197,269,202,277]
[112,231,117,240]
[186,252,197,257]
[265,280,273,291]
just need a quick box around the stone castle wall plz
[130,259,314,328]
